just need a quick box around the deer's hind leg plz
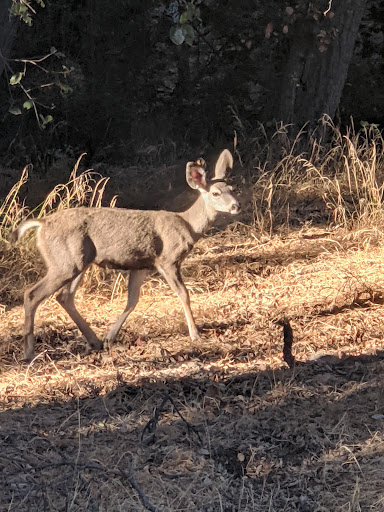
[23,270,81,361]
[56,270,103,354]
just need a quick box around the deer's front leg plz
[105,269,148,345]
[157,263,200,341]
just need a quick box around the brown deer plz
[11,150,239,361]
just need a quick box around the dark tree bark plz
[0,0,16,78]
[279,0,367,129]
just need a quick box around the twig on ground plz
[141,392,202,445]
[277,317,295,368]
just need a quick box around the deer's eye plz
[212,191,221,197]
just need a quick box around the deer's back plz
[38,207,195,271]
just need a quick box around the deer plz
[11,149,239,361]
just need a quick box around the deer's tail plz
[10,219,42,243]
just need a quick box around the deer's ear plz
[214,149,233,179]
[186,159,207,190]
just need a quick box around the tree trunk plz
[0,0,16,78]
[279,0,367,130]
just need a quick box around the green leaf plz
[38,113,53,128]
[59,84,73,94]
[50,46,57,54]
[23,100,34,110]
[180,12,189,24]
[24,14,33,25]
[187,4,199,20]
[170,25,185,45]
[43,114,53,125]
[9,106,22,115]
[10,72,23,85]
[182,24,195,46]
[10,3,27,16]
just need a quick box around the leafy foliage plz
[0,0,381,170]
[6,46,69,129]
[168,0,202,46]
[10,0,45,25]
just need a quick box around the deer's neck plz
[179,194,217,240]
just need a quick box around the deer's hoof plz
[86,340,103,354]
[23,354,35,364]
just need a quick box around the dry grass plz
[246,117,384,233]
[2,124,384,511]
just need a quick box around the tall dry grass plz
[245,116,384,233]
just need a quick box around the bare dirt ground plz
[1,224,384,511]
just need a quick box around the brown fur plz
[12,150,239,361]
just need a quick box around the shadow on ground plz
[1,348,384,512]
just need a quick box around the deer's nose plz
[231,202,240,214]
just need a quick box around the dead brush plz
[321,124,384,228]
[0,165,30,236]
[247,116,384,235]
[36,155,117,214]
[0,166,37,303]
